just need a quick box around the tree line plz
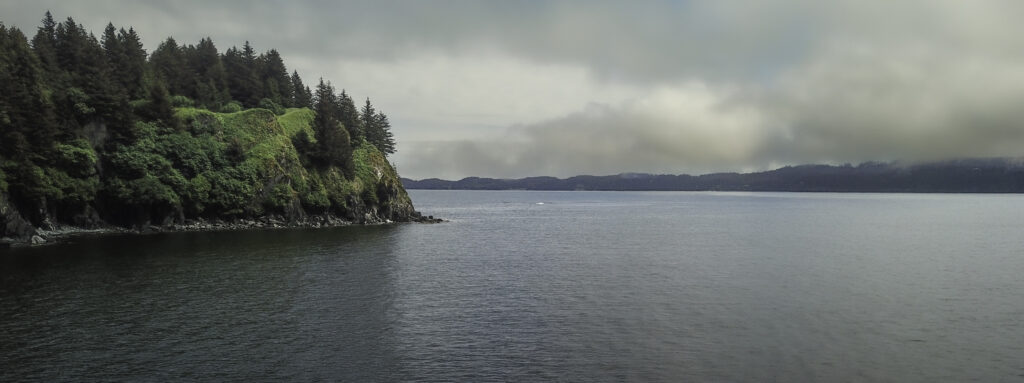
[0,12,397,225]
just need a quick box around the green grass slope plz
[120,106,418,223]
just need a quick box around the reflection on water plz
[3,191,1024,381]
[1,226,405,381]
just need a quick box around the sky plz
[4,0,1024,180]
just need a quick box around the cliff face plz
[0,107,426,245]
[1,192,36,245]
[333,138,419,224]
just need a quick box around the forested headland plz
[1,12,429,245]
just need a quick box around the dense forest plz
[403,158,1024,192]
[1,12,421,243]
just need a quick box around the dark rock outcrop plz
[1,192,36,243]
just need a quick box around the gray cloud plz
[4,1,1024,179]
[1,0,826,81]
[403,45,1024,179]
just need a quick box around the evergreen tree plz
[100,23,123,73]
[338,90,362,144]
[222,46,242,101]
[138,81,178,129]
[291,130,314,167]
[30,11,60,79]
[360,98,377,147]
[240,41,262,105]
[242,40,256,62]
[54,17,127,142]
[187,37,229,108]
[359,98,397,155]
[0,24,62,218]
[257,49,291,107]
[118,28,147,100]
[149,37,188,96]
[311,79,354,177]
[223,42,262,107]
[0,24,57,160]
[53,18,91,74]
[101,24,146,100]
[290,70,312,108]
[373,112,396,155]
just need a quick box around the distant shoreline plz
[402,158,1024,193]
[407,189,1024,195]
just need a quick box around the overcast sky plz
[4,1,1024,179]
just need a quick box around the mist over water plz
[3,190,1024,381]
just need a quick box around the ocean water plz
[2,190,1023,381]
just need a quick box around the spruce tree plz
[101,23,123,75]
[149,37,188,96]
[188,37,229,108]
[101,23,145,100]
[222,46,242,102]
[290,71,312,108]
[241,41,261,105]
[373,112,396,155]
[53,18,90,75]
[311,79,354,178]
[360,98,396,156]
[31,11,60,79]
[291,130,314,167]
[0,24,57,160]
[138,81,178,130]
[118,28,147,100]
[257,49,291,107]
[0,24,61,218]
[338,90,363,144]
[54,18,127,142]
[223,42,261,107]
[360,98,377,148]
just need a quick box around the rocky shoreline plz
[2,214,443,249]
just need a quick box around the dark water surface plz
[3,191,1024,381]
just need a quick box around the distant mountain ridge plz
[402,158,1024,193]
